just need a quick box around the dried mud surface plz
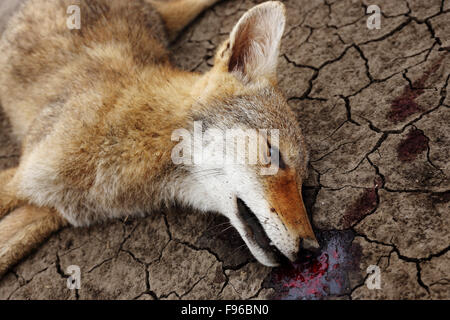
[0,0,448,300]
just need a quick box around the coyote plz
[0,0,318,276]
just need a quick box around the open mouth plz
[236,197,288,264]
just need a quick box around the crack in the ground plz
[356,232,450,264]
[5,264,53,300]
[359,18,412,45]
[1,0,449,300]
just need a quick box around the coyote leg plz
[149,0,221,41]
[0,167,23,219]
[0,205,67,277]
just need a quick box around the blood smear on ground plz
[270,230,360,300]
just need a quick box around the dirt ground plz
[0,0,449,300]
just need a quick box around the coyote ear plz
[225,1,286,83]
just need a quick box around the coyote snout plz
[0,0,318,275]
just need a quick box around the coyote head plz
[179,2,319,266]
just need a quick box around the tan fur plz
[0,206,67,276]
[264,169,315,241]
[0,0,220,276]
[0,168,22,218]
[0,0,316,274]
[149,0,221,41]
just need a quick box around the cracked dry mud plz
[0,0,449,300]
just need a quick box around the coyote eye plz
[267,142,286,169]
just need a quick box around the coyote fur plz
[0,0,319,276]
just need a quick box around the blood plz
[397,128,429,162]
[387,55,445,124]
[341,180,379,228]
[270,231,361,300]
[279,252,329,289]
[387,89,424,124]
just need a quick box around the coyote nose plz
[300,238,321,254]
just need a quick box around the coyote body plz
[0,0,318,275]
[1,0,202,226]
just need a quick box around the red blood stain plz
[387,56,444,124]
[270,231,362,299]
[397,128,429,162]
[270,231,363,300]
[275,252,329,291]
[341,181,378,228]
[388,88,424,123]
[331,250,338,260]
